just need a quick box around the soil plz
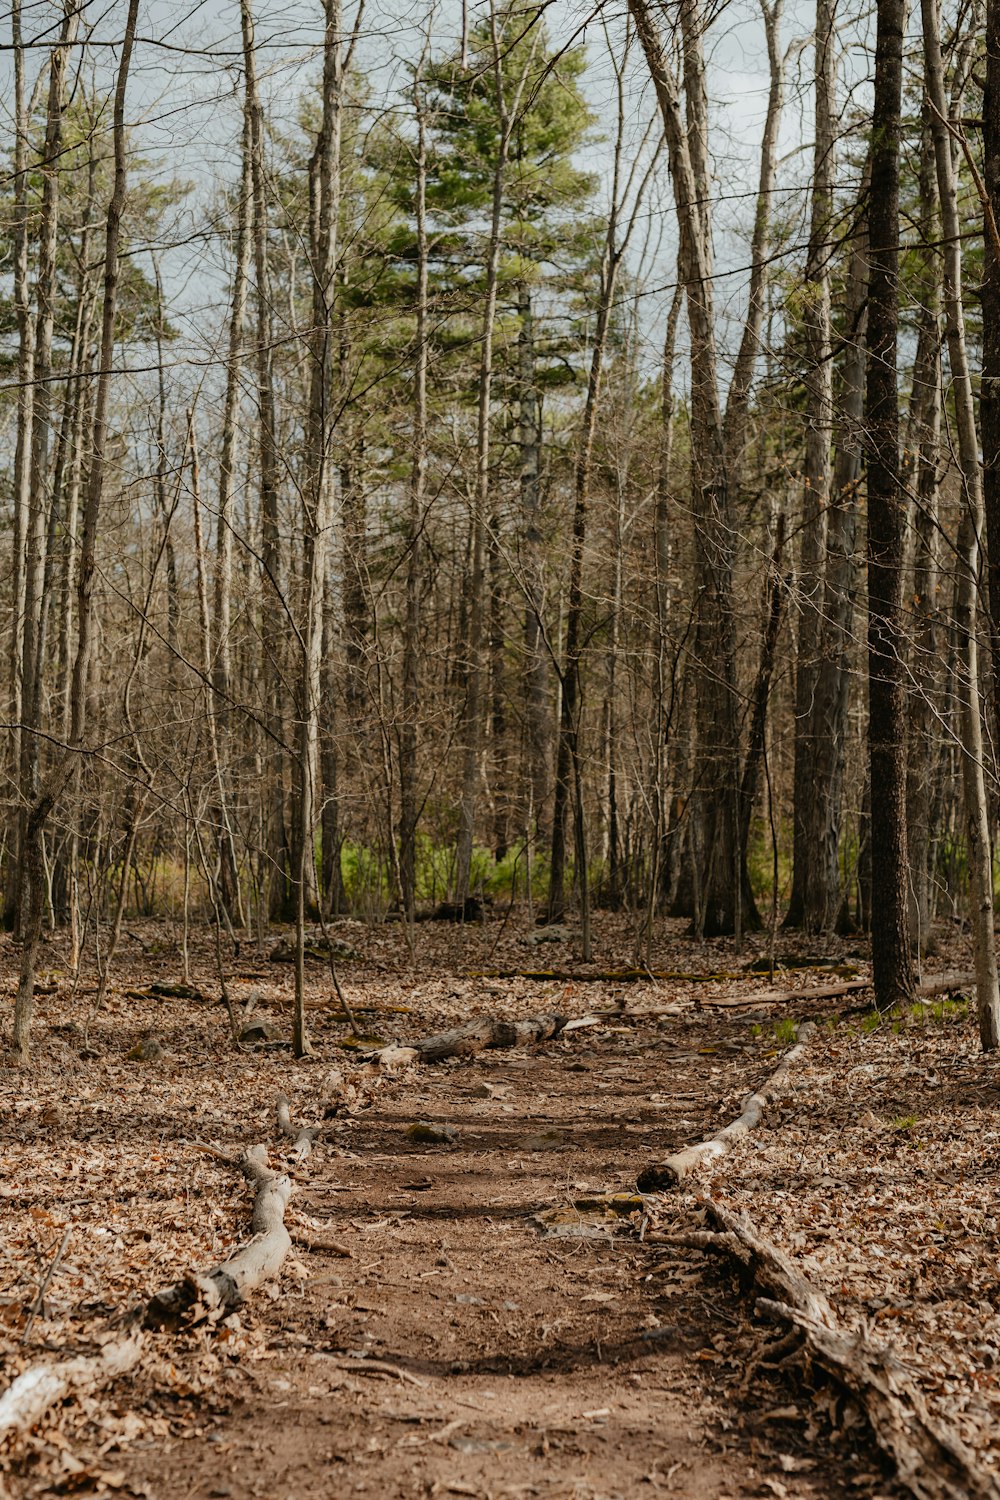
[0,913,940,1500]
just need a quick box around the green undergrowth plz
[750,1016,800,1048]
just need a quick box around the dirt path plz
[111,1016,885,1500]
[1,919,907,1498]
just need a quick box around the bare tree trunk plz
[294,0,346,1057]
[786,0,836,931]
[984,0,1000,764]
[6,0,35,925]
[547,47,659,955]
[921,0,1000,1047]
[650,280,683,924]
[721,0,783,938]
[519,286,548,844]
[455,6,537,904]
[722,0,783,476]
[630,0,745,938]
[905,120,942,956]
[811,166,870,935]
[866,0,915,1010]
[189,411,244,937]
[739,517,787,863]
[151,258,180,692]
[400,44,430,922]
[213,92,254,924]
[12,0,141,1064]
[241,0,291,923]
[15,0,79,933]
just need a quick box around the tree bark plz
[921,0,1000,1048]
[213,88,254,925]
[294,0,345,1057]
[519,286,548,844]
[241,0,292,924]
[455,7,537,903]
[787,0,837,932]
[629,0,744,938]
[400,47,430,922]
[866,0,915,1010]
[15,0,78,934]
[985,0,1000,765]
[905,119,942,955]
[6,0,35,928]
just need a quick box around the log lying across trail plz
[276,1093,317,1162]
[1,1113,302,1446]
[372,1011,566,1066]
[658,1200,1000,1500]
[636,970,978,1191]
[637,1022,815,1191]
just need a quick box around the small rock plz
[407,1121,458,1144]
[240,1021,280,1045]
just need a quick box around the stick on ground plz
[145,1145,293,1328]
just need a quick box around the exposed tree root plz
[657,1200,1000,1500]
[637,1022,815,1191]
[372,1012,566,1066]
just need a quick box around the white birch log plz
[638,1022,815,1191]
[373,1012,566,1067]
[0,1331,144,1443]
[145,1146,292,1328]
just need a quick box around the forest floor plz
[1,908,997,1499]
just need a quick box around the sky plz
[0,0,872,404]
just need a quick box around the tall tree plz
[11,0,141,1064]
[241,0,292,923]
[630,0,778,936]
[921,0,1000,1047]
[786,0,837,932]
[453,2,539,904]
[984,0,1000,761]
[865,0,915,1009]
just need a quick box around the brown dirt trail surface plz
[1,917,913,1498]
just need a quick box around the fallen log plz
[372,1012,566,1066]
[468,961,864,983]
[0,1330,144,1444]
[913,970,975,999]
[703,980,867,1008]
[1,1133,298,1447]
[702,970,974,1011]
[145,1145,292,1328]
[660,1200,1000,1500]
[468,968,747,983]
[637,1022,815,1192]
